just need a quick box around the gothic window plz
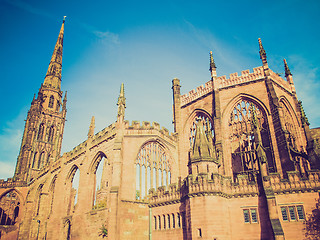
[67,167,80,215]
[48,126,54,143]
[32,152,38,169]
[93,155,109,209]
[64,220,71,240]
[48,95,54,108]
[0,190,20,225]
[56,101,60,112]
[229,99,275,181]
[135,142,172,200]
[38,152,45,169]
[37,123,45,140]
[189,112,214,147]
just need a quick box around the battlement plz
[149,170,320,206]
[180,66,294,107]
[125,120,176,140]
[217,66,265,89]
[180,80,213,106]
[0,178,27,188]
[91,123,116,145]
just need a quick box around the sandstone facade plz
[0,21,319,240]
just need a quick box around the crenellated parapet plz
[124,120,177,141]
[181,80,213,106]
[180,66,294,107]
[0,178,27,188]
[268,171,320,194]
[149,170,320,206]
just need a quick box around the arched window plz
[56,101,60,112]
[38,152,45,169]
[64,220,71,240]
[229,99,275,181]
[48,126,54,143]
[48,95,54,108]
[93,155,108,209]
[37,123,45,140]
[68,167,80,215]
[135,142,172,200]
[0,190,21,225]
[32,152,38,169]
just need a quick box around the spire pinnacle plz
[258,38,268,66]
[88,116,95,138]
[43,20,65,90]
[62,91,67,110]
[117,83,126,122]
[283,59,292,77]
[209,51,217,78]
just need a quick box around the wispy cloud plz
[93,31,120,44]
[0,115,24,179]
[4,0,55,19]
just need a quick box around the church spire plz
[117,83,126,123]
[43,18,65,90]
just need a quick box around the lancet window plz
[48,126,54,143]
[38,152,45,169]
[189,112,214,147]
[136,142,172,200]
[37,123,45,140]
[67,167,80,215]
[0,190,20,225]
[48,96,54,108]
[229,99,275,181]
[32,152,38,169]
[93,155,109,209]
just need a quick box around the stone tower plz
[14,19,67,182]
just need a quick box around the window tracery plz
[229,99,275,181]
[136,142,172,200]
[0,190,20,225]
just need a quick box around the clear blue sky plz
[1,0,320,179]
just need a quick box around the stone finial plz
[258,38,268,66]
[298,100,310,126]
[209,51,217,78]
[62,91,67,110]
[88,116,95,138]
[283,59,292,78]
[117,83,126,122]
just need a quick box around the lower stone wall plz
[118,200,149,240]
